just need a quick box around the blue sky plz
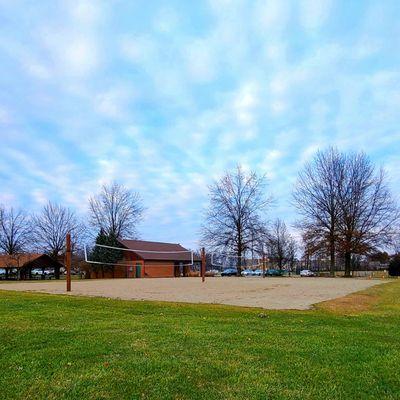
[0,0,399,249]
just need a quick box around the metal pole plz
[201,247,206,283]
[66,233,71,292]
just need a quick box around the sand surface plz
[0,277,386,310]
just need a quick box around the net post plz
[262,255,265,278]
[201,247,206,282]
[66,232,71,292]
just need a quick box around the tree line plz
[201,148,399,276]
[1,147,399,277]
[0,182,144,277]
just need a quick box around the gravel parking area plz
[0,277,387,310]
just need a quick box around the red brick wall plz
[89,265,127,279]
[87,253,175,279]
[144,261,175,278]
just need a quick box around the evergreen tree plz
[91,229,123,277]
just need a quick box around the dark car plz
[266,269,284,276]
[221,268,238,276]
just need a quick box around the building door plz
[135,263,142,278]
[127,265,135,278]
[174,264,180,277]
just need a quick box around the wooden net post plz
[66,233,71,292]
[201,247,206,283]
[262,255,266,278]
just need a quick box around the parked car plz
[253,269,263,276]
[221,268,238,276]
[300,269,315,277]
[31,268,52,276]
[241,269,255,276]
[266,269,284,276]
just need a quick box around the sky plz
[0,0,399,249]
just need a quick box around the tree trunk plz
[54,266,60,280]
[236,248,242,276]
[330,240,335,277]
[344,252,352,277]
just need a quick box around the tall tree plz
[266,219,297,270]
[336,153,399,276]
[32,201,84,278]
[294,148,399,276]
[0,206,31,254]
[89,181,144,238]
[293,147,342,276]
[201,165,271,274]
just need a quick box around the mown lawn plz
[1,281,400,400]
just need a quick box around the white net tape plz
[210,253,263,270]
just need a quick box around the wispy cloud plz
[0,0,399,248]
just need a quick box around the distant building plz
[0,253,64,280]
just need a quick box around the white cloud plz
[153,7,180,33]
[254,0,290,34]
[1,0,399,249]
[270,100,286,114]
[62,35,99,76]
[120,35,157,65]
[0,192,16,207]
[234,82,259,126]
[184,39,216,83]
[300,0,332,32]
[94,86,134,120]
[0,106,11,124]
[68,0,103,25]
[32,189,48,206]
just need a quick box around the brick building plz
[87,239,200,279]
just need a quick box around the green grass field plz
[1,281,400,400]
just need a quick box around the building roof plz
[118,239,200,262]
[0,253,64,269]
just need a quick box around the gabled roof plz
[0,253,64,269]
[118,239,199,262]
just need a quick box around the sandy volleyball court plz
[0,277,386,310]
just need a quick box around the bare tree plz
[336,153,399,276]
[393,233,400,254]
[89,182,144,238]
[201,165,271,274]
[266,219,297,270]
[294,148,399,277]
[293,148,343,276]
[32,201,85,278]
[0,206,31,254]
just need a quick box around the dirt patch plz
[0,277,387,310]
[317,292,379,314]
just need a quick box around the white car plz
[300,269,315,277]
[31,268,54,276]
[241,269,255,276]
